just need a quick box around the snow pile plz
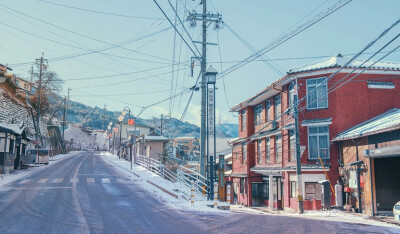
[100,152,229,213]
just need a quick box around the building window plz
[266,138,270,163]
[305,182,322,200]
[257,139,262,164]
[308,126,329,159]
[266,100,271,122]
[290,181,297,198]
[263,180,269,200]
[275,95,281,120]
[241,109,246,131]
[240,178,245,194]
[254,104,263,126]
[275,135,282,163]
[242,142,247,163]
[306,77,328,109]
[288,83,295,112]
[289,130,296,162]
[235,152,239,161]
[9,139,14,154]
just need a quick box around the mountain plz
[51,96,238,139]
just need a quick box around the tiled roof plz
[0,123,25,135]
[302,118,332,126]
[333,108,400,141]
[288,54,400,74]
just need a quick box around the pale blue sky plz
[1,0,400,126]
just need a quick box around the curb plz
[103,155,140,178]
[146,180,178,199]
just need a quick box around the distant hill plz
[51,96,238,139]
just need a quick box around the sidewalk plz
[230,204,400,228]
[0,151,80,187]
[100,152,230,214]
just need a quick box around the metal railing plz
[136,155,206,198]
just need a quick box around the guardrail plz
[137,155,206,198]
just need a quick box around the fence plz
[137,155,206,198]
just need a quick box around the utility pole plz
[188,0,222,179]
[66,88,71,126]
[35,53,47,163]
[62,96,66,142]
[200,0,207,179]
[30,66,33,90]
[294,94,304,214]
[160,114,163,135]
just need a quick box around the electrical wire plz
[38,0,165,20]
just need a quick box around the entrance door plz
[251,183,263,206]
[375,157,400,213]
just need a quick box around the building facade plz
[230,54,400,212]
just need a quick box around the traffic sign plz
[128,119,135,126]
[32,140,41,145]
[113,128,119,132]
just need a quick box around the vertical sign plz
[207,87,215,161]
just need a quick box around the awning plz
[302,118,332,127]
[250,128,281,141]
[364,145,400,158]
[230,172,248,177]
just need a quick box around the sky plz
[1,0,400,127]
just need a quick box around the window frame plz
[288,82,295,112]
[289,130,296,162]
[307,126,330,160]
[275,135,282,163]
[265,100,271,122]
[305,182,322,200]
[241,109,247,132]
[306,77,328,110]
[290,181,297,198]
[254,104,263,126]
[263,180,269,200]
[242,142,247,164]
[266,138,270,163]
[257,139,262,164]
[275,95,281,120]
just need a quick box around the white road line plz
[102,178,110,183]
[87,178,95,183]
[116,178,125,183]
[53,178,64,183]
[70,178,79,183]
[36,179,48,184]
[19,179,32,184]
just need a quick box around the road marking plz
[19,179,32,184]
[87,178,95,183]
[53,178,64,183]
[10,187,72,190]
[116,178,126,183]
[70,178,79,183]
[102,178,110,183]
[37,179,48,184]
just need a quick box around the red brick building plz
[229,54,400,211]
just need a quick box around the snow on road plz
[0,151,80,188]
[100,152,229,214]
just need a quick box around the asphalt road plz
[0,151,397,234]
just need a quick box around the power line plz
[152,0,200,58]
[38,0,165,20]
[217,0,352,80]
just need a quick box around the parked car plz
[394,201,400,221]
[26,149,49,165]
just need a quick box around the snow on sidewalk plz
[231,204,400,229]
[100,152,229,214]
[0,151,80,187]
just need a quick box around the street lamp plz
[205,65,218,200]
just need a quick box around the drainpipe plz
[355,141,362,214]
[369,158,375,216]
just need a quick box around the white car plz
[394,201,400,221]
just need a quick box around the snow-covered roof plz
[333,108,400,141]
[0,123,25,135]
[175,136,197,140]
[288,54,400,74]
[144,135,169,142]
